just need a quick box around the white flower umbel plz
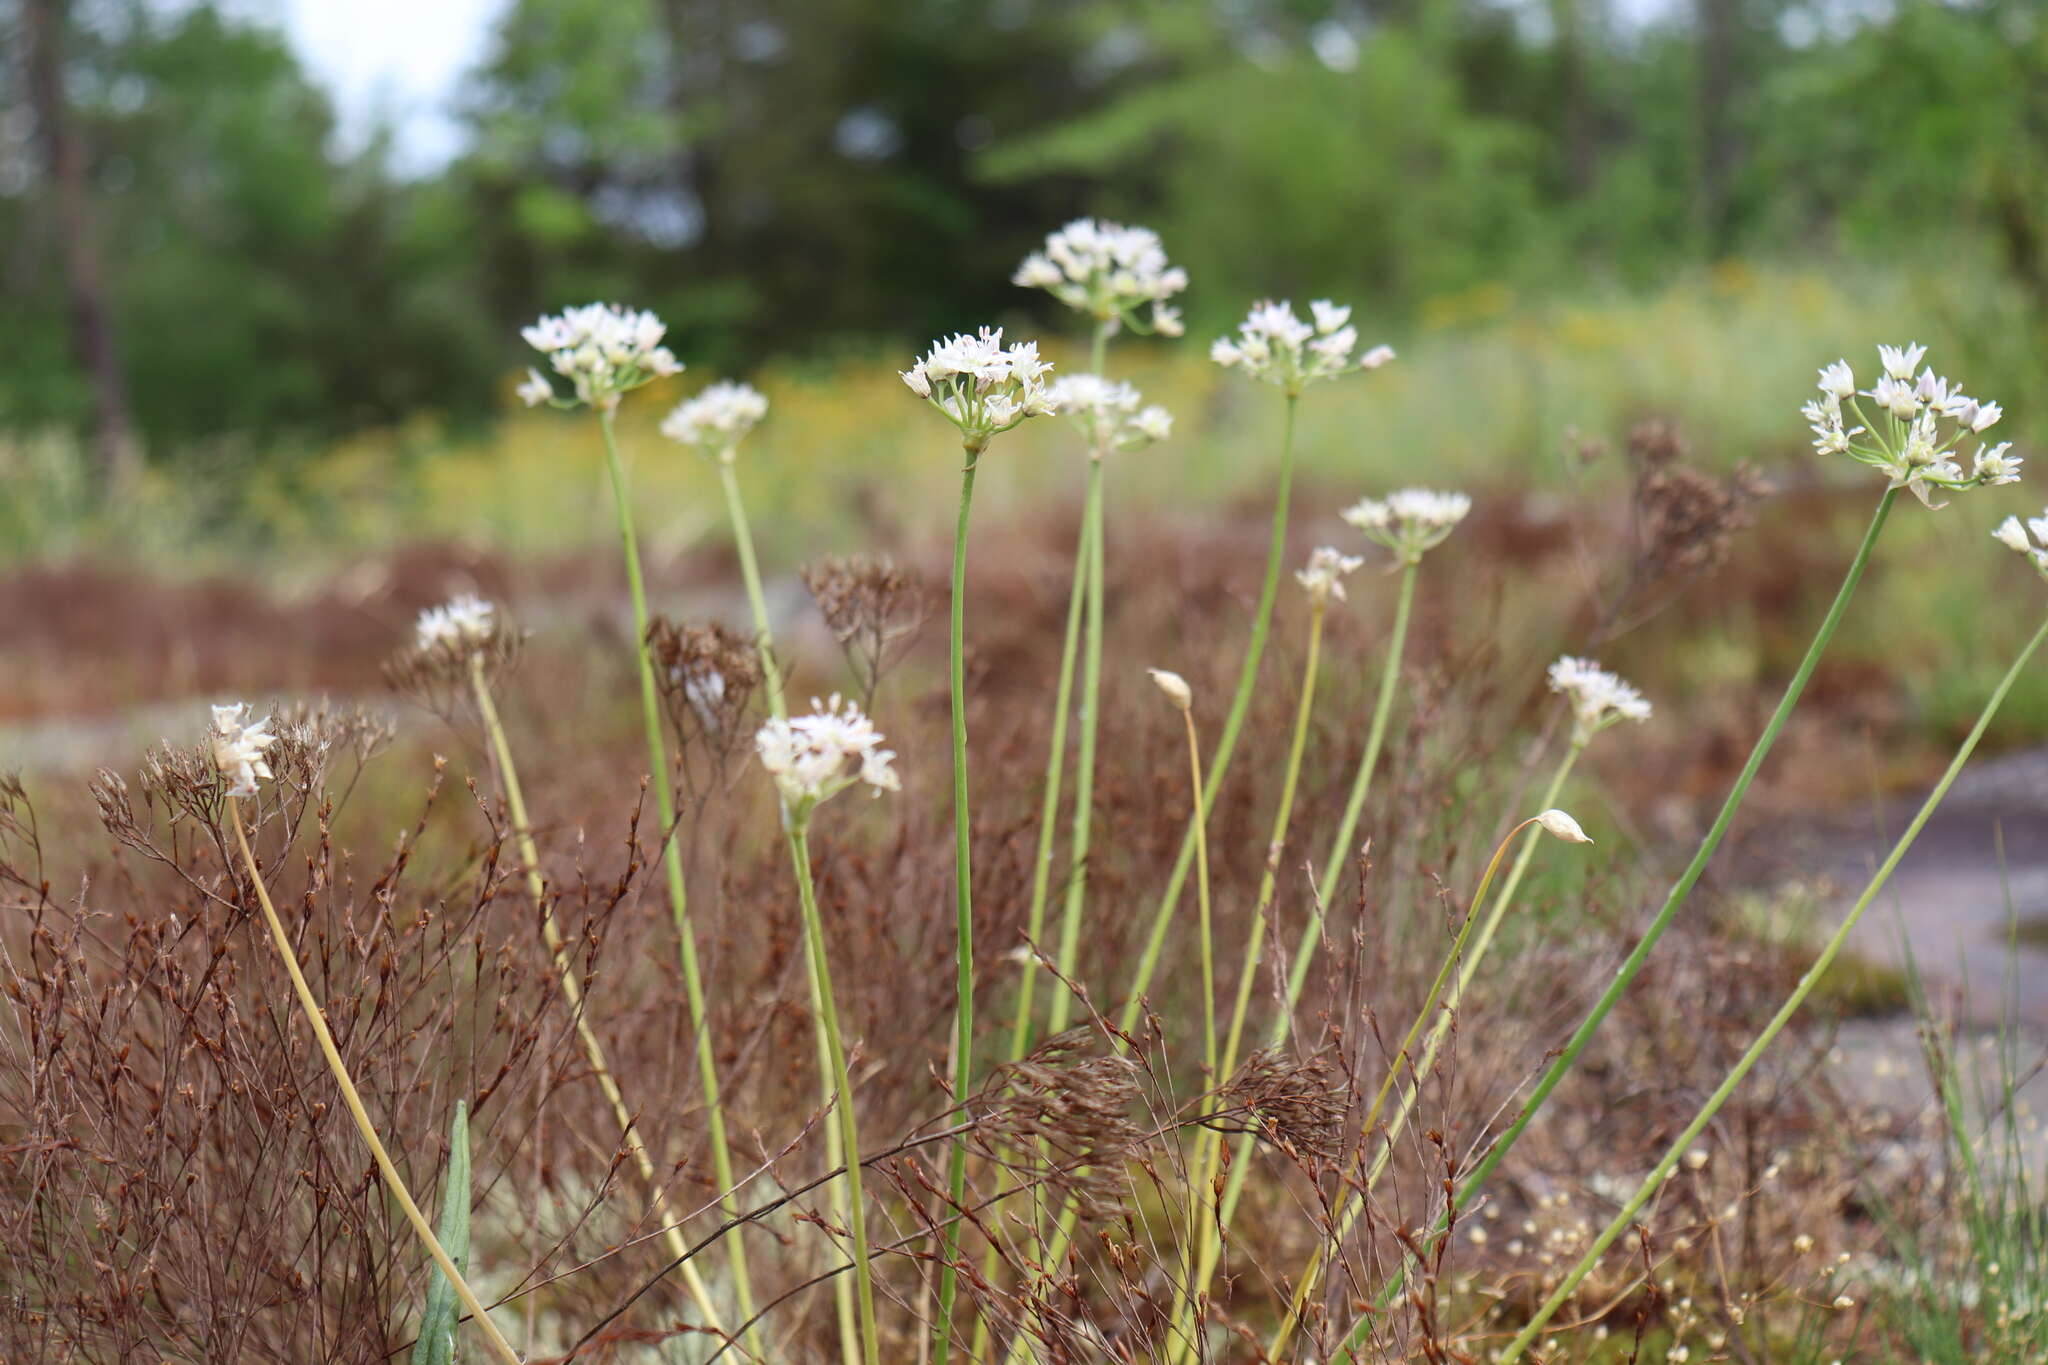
[1013,218,1188,335]
[210,702,277,798]
[660,380,770,462]
[1802,343,2018,508]
[755,694,900,827]
[1044,374,1172,457]
[415,594,496,654]
[1343,487,1472,564]
[1547,655,1653,746]
[519,303,683,411]
[902,327,1057,451]
[1211,299,1393,396]
[1295,546,1364,606]
[1992,512,2048,581]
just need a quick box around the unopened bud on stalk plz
[1535,809,1593,844]
[1148,668,1193,711]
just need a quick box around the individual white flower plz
[1878,341,1926,381]
[755,694,899,823]
[1211,298,1391,394]
[1547,656,1653,745]
[1043,374,1172,456]
[902,327,1057,449]
[1810,346,2017,508]
[516,368,554,407]
[1148,668,1193,710]
[1342,487,1471,564]
[1991,509,2048,581]
[1535,809,1593,844]
[210,702,277,798]
[1295,546,1364,606]
[660,380,770,461]
[518,303,682,410]
[1012,218,1189,335]
[415,594,497,653]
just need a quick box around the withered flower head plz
[1214,1047,1348,1166]
[646,617,765,759]
[800,554,930,707]
[972,1028,1143,1220]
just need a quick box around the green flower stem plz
[1045,456,1106,1036]
[1011,395,1303,1359]
[718,458,787,718]
[468,656,730,1338]
[1171,596,1327,1364]
[1119,393,1301,1036]
[1499,609,2048,1362]
[1271,745,1579,1356]
[931,443,982,1365]
[1316,559,1419,912]
[715,455,862,1364]
[228,803,523,1365]
[1332,486,1898,1363]
[788,826,882,1365]
[974,320,1115,1365]
[598,409,762,1353]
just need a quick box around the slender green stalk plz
[931,443,983,1365]
[228,804,522,1365]
[1046,457,1106,1036]
[469,656,730,1339]
[597,409,762,1348]
[1500,610,2048,1362]
[1171,596,1326,1363]
[1119,394,1301,1035]
[1008,396,1305,1364]
[1331,487,1898,1362]
[1271,748,1578,1356]
[1316,559,1418,912]
[715,454,861,1365]
[718,457,787,717]
[788,826,882,1365]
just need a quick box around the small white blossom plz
[902,327,1057,449]
[1012,218,1189,335]
[755,694,899,823]
[1342,487,1471,564]
[1295,546,1364,605]
[1148,668,1193,710]
[1535,809,1593,844]
[660,380,770,461]
[517,368,554,407]
[1991,508,2048,581]
[519,303,682,410]
[1547,656,1653,744]
[415,594,496,653]
[210,702,277,798]
[1043,374,1172,456]
[1211,299,1391,394]
[1808,346,2016,508]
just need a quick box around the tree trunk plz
[24,0,139,492]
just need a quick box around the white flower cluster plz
[660,380,769,461]
[210,702,277,798]
[415,594,496,654]
[755,694,900,820]
[1211,299,1393,394]
[519,303,683,410]
[1013,219,1188,336]
[1547,656,1652,745]
[1802,343,2017,508]
[1992,513,2048,581]
[1295,546,1364,605]
[902,327,1057,448]
[1342,488,1471,563]
[1043,374,1172,455]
